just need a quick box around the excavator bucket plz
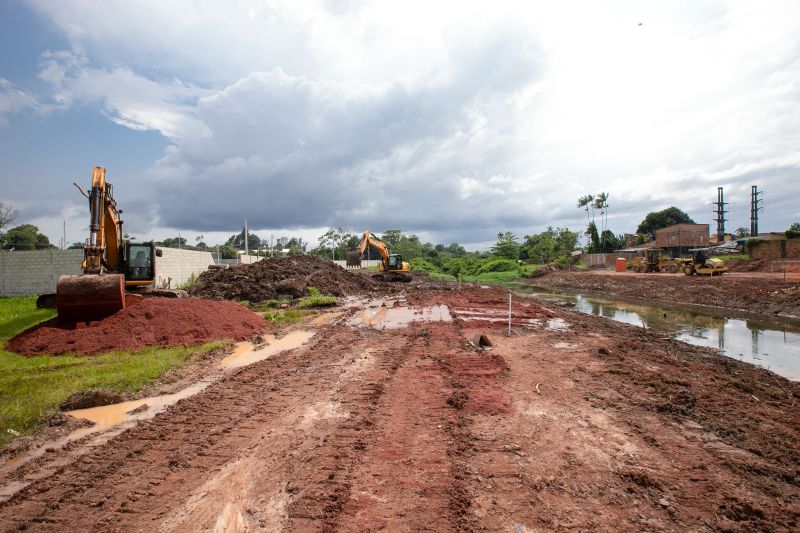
[56,274,126,322]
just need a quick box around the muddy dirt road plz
[529,270,800,320]
[1,287,798,531]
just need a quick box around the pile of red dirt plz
[6,298,268,356]
[188,255,383,302]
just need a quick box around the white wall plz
[155,248,215,288]
[0,248,215,296]
[333,259,382,269]
[0,249,84,296]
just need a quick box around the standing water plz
[529,291,800,381]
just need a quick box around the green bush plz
[409,257,440,273]
[177,272,197,289]
[476,258,519,274]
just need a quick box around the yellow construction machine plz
[357,231,412,282]
[631,248,680,273]
[55,167,163,321]
[676,248,727,276]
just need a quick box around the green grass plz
[248,300,280,312]
[714,254,750,262]
[461,270,527,284]
[297,296,337,308]
[0,296,220,446]
[261,309,315,324]
[428,271,456,281]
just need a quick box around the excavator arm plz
[357,231,391,263]
[83,167,122,274]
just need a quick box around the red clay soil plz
[189,254,386,302]
[6,298,267,356]
[1,287,798,531]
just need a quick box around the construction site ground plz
[527,269,800,321]
[1,284,798,532]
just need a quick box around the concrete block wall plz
[333,259,382,269]
[155,248,215,288]
[0,248,216,296]
[750,238,800,260]
[583,252,637,268]
[0,249,84,297]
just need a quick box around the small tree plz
[636,207,695,236]
[381,229,402,246]
[2,224,52,250]
[0,202,19,231]
[490,232,520,260]
[734,227,750,238]
[787,222,800,239]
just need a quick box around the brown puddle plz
[1,331,317,487]
[220,330,315,369]
[311,311,344,325]
[347,305,452,329]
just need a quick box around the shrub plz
[476,258,519,274]
[409,257,440,273]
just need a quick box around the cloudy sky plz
[1,0,798,250]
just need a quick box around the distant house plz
[655,224,709,257]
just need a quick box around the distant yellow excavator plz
[55,167,163,321]
[357,231,412,283]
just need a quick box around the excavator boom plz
[55,167,159,321]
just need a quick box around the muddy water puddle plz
[530,291,800,381]
[221,330,315,369]
[348,304,452,329]
[452,308,568,330]
[1,331,317,484]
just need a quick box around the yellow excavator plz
[55,167,163,321]
[357,231,412,282]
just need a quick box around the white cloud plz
[0,79,38,126]
[11,0,800,245]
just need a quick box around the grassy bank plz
[0,296,219,446]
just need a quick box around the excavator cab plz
[387,254,404,270]
[124,242,160,284]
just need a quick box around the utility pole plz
[62,220,66,250]
[712,187,728,241]
[244,219,249,260]
[750,185,763,237]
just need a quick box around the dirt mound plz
[60,390,124,410]
[188,255,382,302]
[528,263,578,278]
[726,259,769,272]
[7,298,267,356]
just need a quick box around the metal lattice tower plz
[712,187,727,241]
[750,185,763,237]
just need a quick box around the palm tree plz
[577,195,595,223]
[594,192,609,233]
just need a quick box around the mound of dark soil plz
[188,255,382,302]
[528,263,579,278]
[60,390,124,410]
[7,298,267,356]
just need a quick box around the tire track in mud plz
[0,325,401,532]
[0,293,519,532]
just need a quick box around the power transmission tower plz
[750,185,763,237]
[712,187,727,241]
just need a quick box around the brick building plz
[655,224,709,257]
